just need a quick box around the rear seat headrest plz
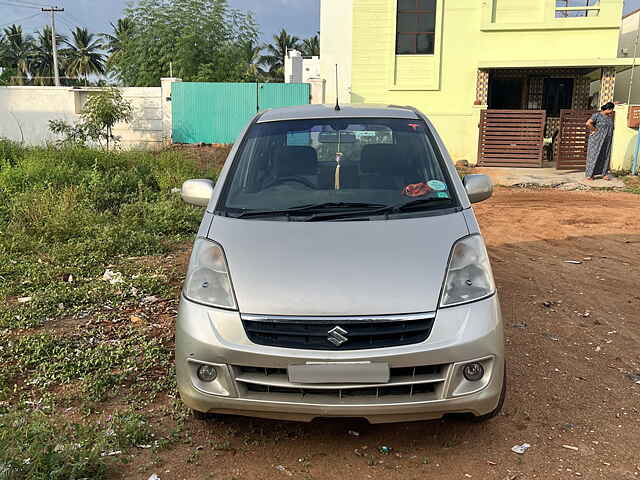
[360,144,410,174]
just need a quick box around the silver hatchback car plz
[176,104,505,424]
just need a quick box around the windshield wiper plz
[229,202,387,219]
[305,197,453,221]
[384,197,453,214]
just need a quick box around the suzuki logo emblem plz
[327,326,349,346]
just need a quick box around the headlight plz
[440,235,495,307]
[183,238,237,310]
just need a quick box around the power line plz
[0,12,41,29]
[56,12,76,31]
[3,0,51,7]
[61,10,84,27]
[17,0,50,7]
[0,1,42,10]
[10,1,50,7]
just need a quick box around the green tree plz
[240,39,265,80]
[1,25,34,85]
[112,0,259,86]
[64,27,106,85]
[31,26,67,86]
[301,35,319,57]
[261,29,300,82]
[49,88,133,151]
[102,18,133,70]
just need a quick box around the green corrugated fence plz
[172,82,310,144]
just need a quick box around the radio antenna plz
[334,64,341,111]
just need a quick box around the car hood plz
[208,213,470,316]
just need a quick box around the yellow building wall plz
[611,104,638,171]
[492,0,544,24]
[351,0,624,164]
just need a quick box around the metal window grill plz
[555,0,600,18]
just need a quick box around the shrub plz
[0,145,211,328]
[0,138,24,167]
[48,89,133,151]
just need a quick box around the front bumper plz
[175,295,504,424]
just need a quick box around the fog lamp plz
[197,364,218,382]
[462,362,484,382]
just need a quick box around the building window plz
[555,0,600,18]
[396,0,436,55]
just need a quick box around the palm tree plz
[102,18,132,69]
[240,40,264,80]
[31,25,66,86]
[1,25,34,85]
[301,35,319,57]
[64,27,106,85]
[261,29,300,82]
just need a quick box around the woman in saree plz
[585,102,615,180]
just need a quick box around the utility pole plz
[42,6,64,87]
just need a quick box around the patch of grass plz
[622,175,640,194]
[0,325,172,401]
[0,258,174,329]
[0,144,210,329]
[0,408,154,480]
[0,142,217,478]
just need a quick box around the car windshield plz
[217,117,456,219]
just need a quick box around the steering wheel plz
[264,176,317,190]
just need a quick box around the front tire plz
[191,409,219,421]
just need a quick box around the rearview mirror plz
[181,179,215,207]
[463,174,493,204]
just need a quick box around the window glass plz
[556,0,598,5]
[555,0,599,17]
[417,0,436,9]
[396,0,437,55]
[397,13,436,33]
[218,118,455,219]
[416,33,435,53]
[398,0,416,10]
[398,13,419,32]
[397,34,416,55]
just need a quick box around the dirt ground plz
[121,188,640,480]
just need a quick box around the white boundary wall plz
[320,0,353,104]
[0,79,180,150]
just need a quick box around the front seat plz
[274,146,318,182]
[360,144,417,190]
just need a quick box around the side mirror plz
[463,174,493,204]
[181,179,215,207]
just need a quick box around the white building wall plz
[0,83,175,149]
[285,50,321,84]
[302,57,321,83]
[616,11,640,104]
[320,0,353,105]
[285,50,304,83]
[0,87,76,145]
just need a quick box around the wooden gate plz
[556,109,596,170]
[478,110,546,167]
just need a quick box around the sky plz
[0,0,320,42]
[0,0,638,43]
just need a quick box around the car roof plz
[257,104,421,123]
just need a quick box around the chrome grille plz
[241,313,436,351]
[232,364,449,404]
